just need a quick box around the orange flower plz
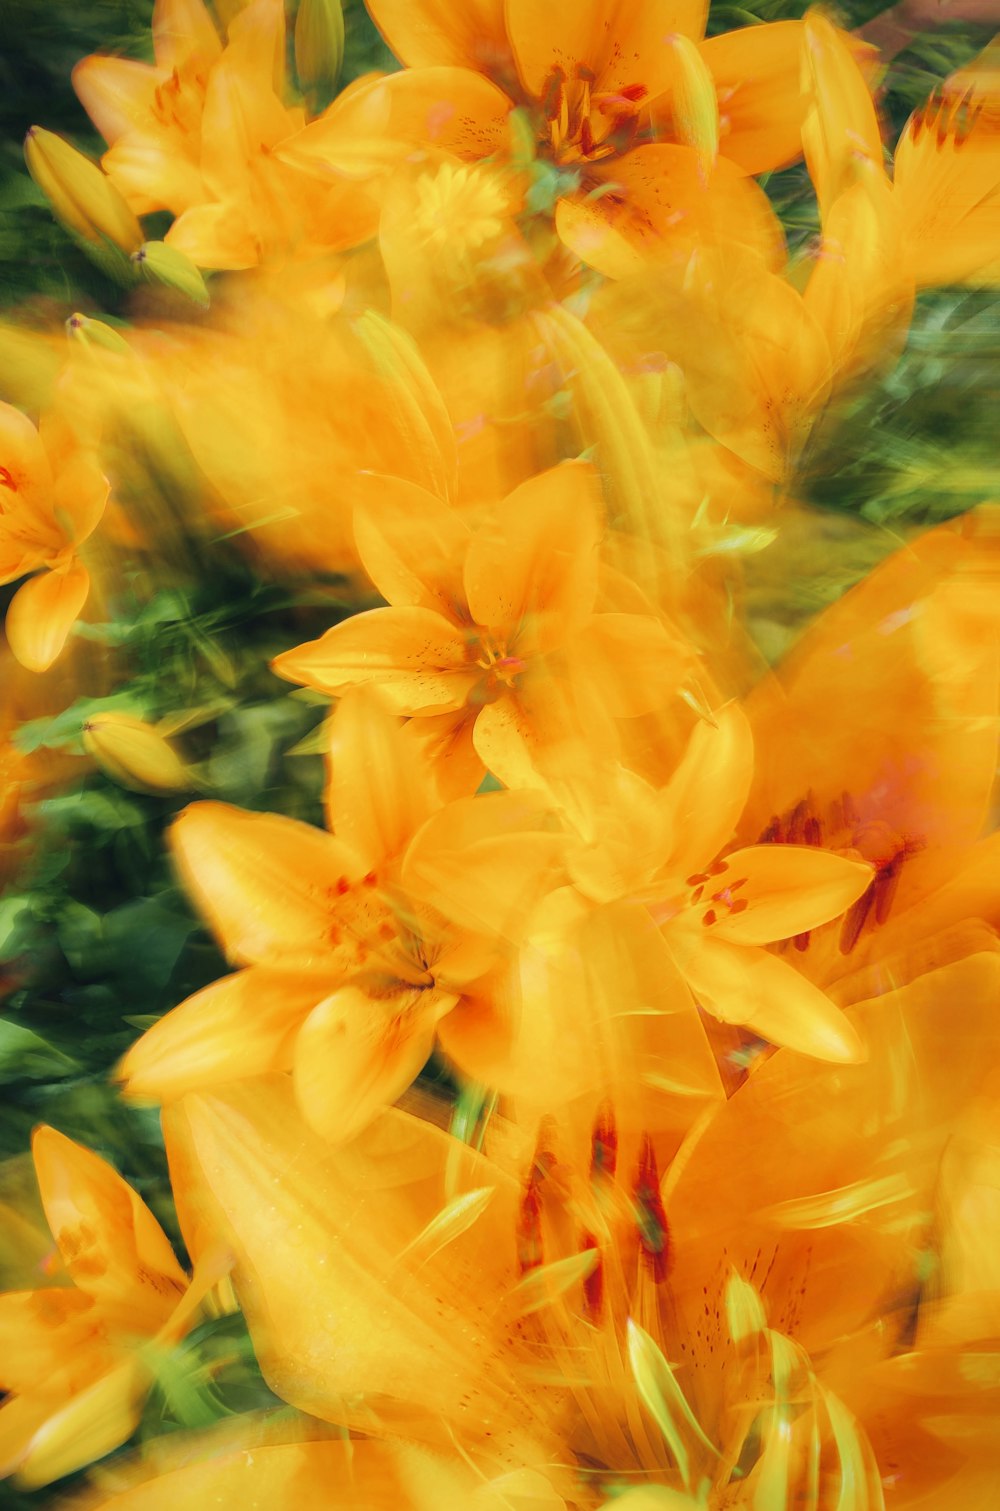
[892,74,1000,289]
[74,0,385,268]
[120,688,565,1141]
[160,939,1000,1509]
[284,0,795,275]
[537,702,873,1063]
[0,401,107,672]
[738,506,1000,994]
[0,1128,218,1488]
[272,461,687,794]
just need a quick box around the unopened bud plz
[295,0,345,99]
[132,242,210,308]
[83,714,193,795]
[668,35,720,183]
[355,310,456,499]
[66,313,132,356]
[24,127,143,254]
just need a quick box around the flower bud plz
[65,313,132,356]
[667,35,720,184]
[132,242,210,308]
[295,0,345,99]
[24,128,143,254]
[83,714,194,795]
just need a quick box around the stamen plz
[517,1126,556,1274]
[633,1135,671,1282]
[839,882,875,954]
[581,1232,604,1318]
[590,1099,618,1183]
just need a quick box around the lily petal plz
[366,0,508,73]
[697,21,807,176]
[72,56,165,146]
[31,1127,188,1334]
[6,562,90,673]
[658,702,754,882]
[162,1078,521,1436]
[0,1290,117,1397]
[118,968,321,1103]
[325,687,440,868]
[293,984,448,1142]
[669,933,865,1062]
[403,790,566,944]
[702,845,874,946]
[506,0,707,99]
[463,461,602,636]
[271,606,476,715]
[352,474,471,617]
[170,801,364,970]
[12,1356,147,1489]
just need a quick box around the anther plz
[632,1135,671,1282]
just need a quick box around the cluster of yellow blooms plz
[2,0,1000,1506]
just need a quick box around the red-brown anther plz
[702,908,717,927]
[517,1127,557,1273]
[581,1232,604,1319]
[590,1099,618,1184]
[334,876,350,895]
[517,1182,544,1273]
[363,871,378,887]
[541,65,567,123]
[839,881,875,954]
[618,83,648,104]
[785,798,810,844]
[874,854,903,925]
[804,816,823,847]
[952,90,984,147]
[632,1134,671,1282]
[793,930,810,952]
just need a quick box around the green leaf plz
[0,1019,78,1080]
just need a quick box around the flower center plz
[324,869,433,988]
[537,65,647,166]
[687,860,749,928]
[152,67,207,137]
[412,162,508,252]
[466,627,526,703]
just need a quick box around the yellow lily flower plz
[0,1127,217,1488]
[271,461,688,795]
[545,702,873,1063]
[160,942,1000,1506]
[738,506,1000,994]
[0,400,107,672]
[286,0,807,277]
[119,688,566,1140]
[74,0,385,268]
